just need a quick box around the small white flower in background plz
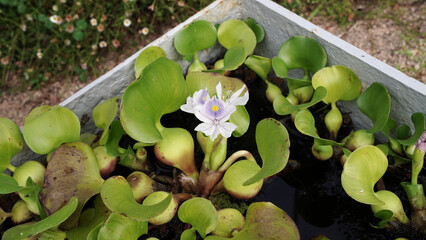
[60,0,67,3]
[25,14,33,21]
[73,14,79,20]
[81,63,87,70]
[50,15,63,24]
[123,19,131,27]
[112,39,120,48]
[142,27,149,35]
[20,24,27,31]
[177,0,185,7]
[91,44,98,50]
[1,57,9,65]
[37,51,43,59]
[65,15,72,22]
[125,10,132,17]
[64,39,71,46]
[76,1,81,6]
[90,18,97,26]
[99,41,107,48]
[52,5,58,12]
[181,82,249,141]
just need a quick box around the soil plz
[0,2,424,126]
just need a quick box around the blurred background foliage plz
[0,0,405,95]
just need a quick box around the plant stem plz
[7,164,16,172]
[202,138,214,170]
[411,149,424,185]
[401,182,426,232]
[218,150,255,172]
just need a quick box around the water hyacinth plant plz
[0,15,425,240]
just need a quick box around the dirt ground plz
[0,2,424,127]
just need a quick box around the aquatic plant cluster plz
[1,17,425,240]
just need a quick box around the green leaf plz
[23,105,80,154]
[341,145,388,205]
[276,36,327,74]
[294,109,343,146]
[181,227,197,240]
[242,18,265,43]
[97,213,148,240]
[100,176,172,221]
[356,82,391,133]
[39,142,104,229]
[206,202,300,240]
[0,173,26,194]
[134,46,167,79]
[2,197,78,240]
[92,96,119,145]
[178,197,218,238]
[76,19,87,30]
[223,160,263,200]
[312,65,362,105]
[273,86,326,115]
[229,106,250,138]
[244,118,289,185]
[17,3,26,13]
[72,30,84,41]
[373,210,393,228]
[396,112,425,146]
[105,120,126,156]
[244,55,271,81]
[218,19,257,57]
[38,229,66,240]
[173,20,217,58]
[120,57,187,144]
[272,57,288,78]
[222,46,246,71]
[0,117,23,171]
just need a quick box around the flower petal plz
[216,82,223,100]
[217,122,237,138]
[195,122,219,140]
[229,85,249,106]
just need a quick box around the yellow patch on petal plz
[211,105,219,112]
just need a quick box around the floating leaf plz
[341,145,388,205]
[312,65,362,104]
[134,46,167,79]
[206,202,300,240]
[2,197,78,240]
[243,18,265,43]
[244,118,289,185]
[223,160,263,199]
[244,55,271,81]
[39,142,104,229]
[23,105,80,154]
[396,112,425,146]
[0,117,23,171]
[273,86,326,115]
[222,46,246,71]
[100,176,172,221]
[120,58,187,144]
[276,36,326,74]
[174,20,217,58]
[178,197,218,238]
[294,109,343,146]
[218,19,256,57]
[97,213,148,240]
[272,57,288,78]
[229,106,250,138]
[356,82,390,133]
[93,96,119,145]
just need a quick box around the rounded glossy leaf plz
[0,117,23,171]
[93,96,119,145]
[2,197,78,240]
[396,112,425,146]
[120,57,187,144]
[178,197,218,238]
[294,109,343,146]
[312,65,362,104]
[243,18,265,43]
[244,118,289,185]
[341,145,388,205]
[223,160,263,199]
[218,19,256,56]
[223,46,246,70]
[100,176,172,221]
[272,57,288,78]
[213,208,245,237]
[97,213,148,240]
[23,105,80,154]
[356,82,390,133]
[134,46,167,78]
[174,20,217,57]
[277,36,326,73]
[244,55,271,81]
